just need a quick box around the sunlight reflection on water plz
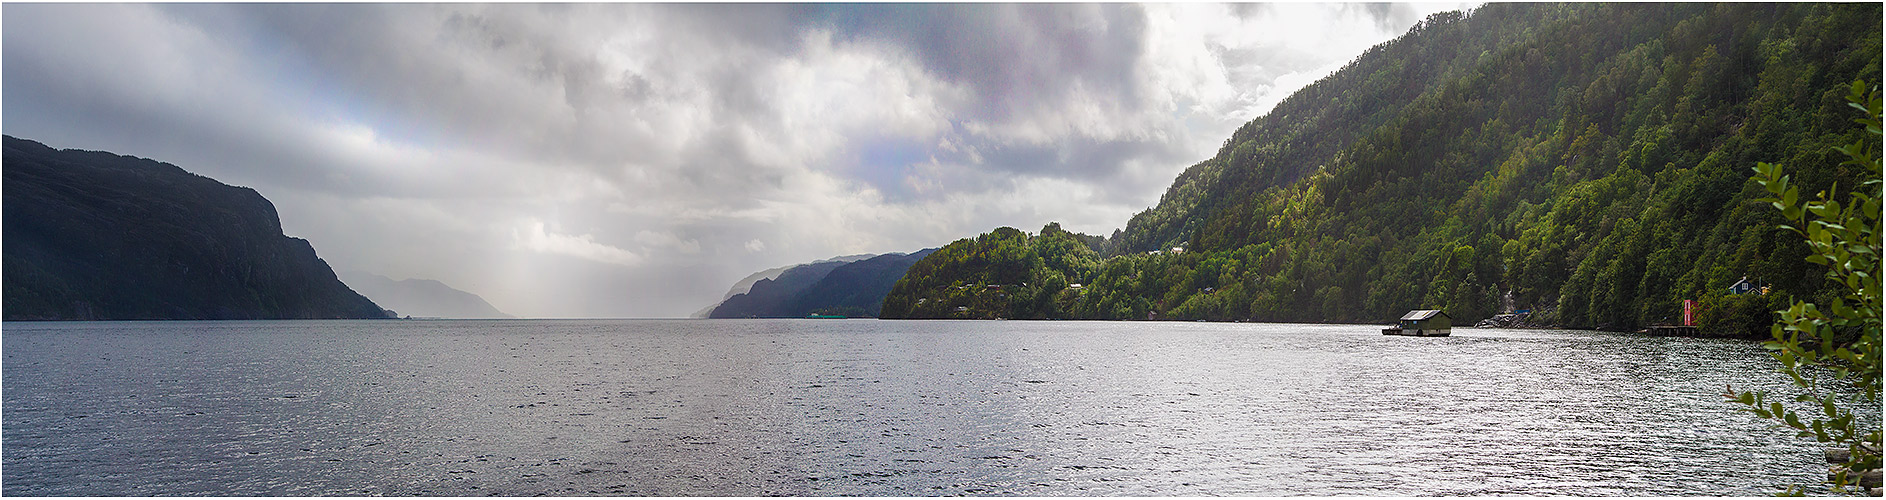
[3,319,1823,495]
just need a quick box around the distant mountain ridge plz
[784,249,938,317]
[340,272,512,319]
[2,136,392,320]
[691,253,875,318]
[706,249,936,318]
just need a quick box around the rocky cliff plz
[3,136,393,320]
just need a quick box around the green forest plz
[882,3,1882,337]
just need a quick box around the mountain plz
[885,3,1881,337]
[690,253,876,318]
[707,250,934,318]
[2,136,393,320]
[786,248,937,317]
[340,272,512,319]
[709,260,856,318]
[691,264,796,318]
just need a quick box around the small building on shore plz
[1384,310,1451,337]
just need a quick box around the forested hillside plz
[885,3,1881,335]
[880,224,1105,319]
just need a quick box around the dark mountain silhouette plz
[691,253,875,318]
[786,249,937,317]
[708,249,935,318]
[709,260,855,318]
[2,136,393,320]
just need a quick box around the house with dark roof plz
[1384,310,1451,337]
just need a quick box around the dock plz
[1645,325,1699,336]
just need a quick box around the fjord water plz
[3,319,1821,495]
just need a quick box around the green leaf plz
[1831,300,1856,319]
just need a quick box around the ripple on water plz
[2,319,1833,495]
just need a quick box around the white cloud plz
[634,230,703,255]
[514,219,644,267]
[745,239,767,253]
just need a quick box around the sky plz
[3,3,1474,318]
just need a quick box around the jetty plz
[1645,325,1699,336]
[1644,299,1700,336]
[1384,310,1451,337]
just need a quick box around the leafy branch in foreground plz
[1730,79,1883,496]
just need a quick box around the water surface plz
[3,319,1823,495]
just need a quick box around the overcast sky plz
[4,3,1471,318]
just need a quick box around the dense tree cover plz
[891,4,1881,334]
[880,224,1104,319]
[2,136,393,320]
[1730,82,1881,494]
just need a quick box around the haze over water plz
[3,320,1820,495]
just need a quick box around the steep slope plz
[786,248,937,317]
[340,272,512,319]
[1108,7,1572,255]
[691,253,876,318]
[890,3,1881,335]
[706,250,936,318]
[708,257,867,318]
[3,136,392,320]
[691,264,796,317]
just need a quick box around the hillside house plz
[1728,276,1757,295]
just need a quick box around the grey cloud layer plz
[3,3,1465,317]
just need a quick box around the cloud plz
[635,230,703,255]
[3,3,1471,317]
[515,219,644,267]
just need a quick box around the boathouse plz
[1384,310,1451,337]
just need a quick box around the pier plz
[1645,325,1700,336]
